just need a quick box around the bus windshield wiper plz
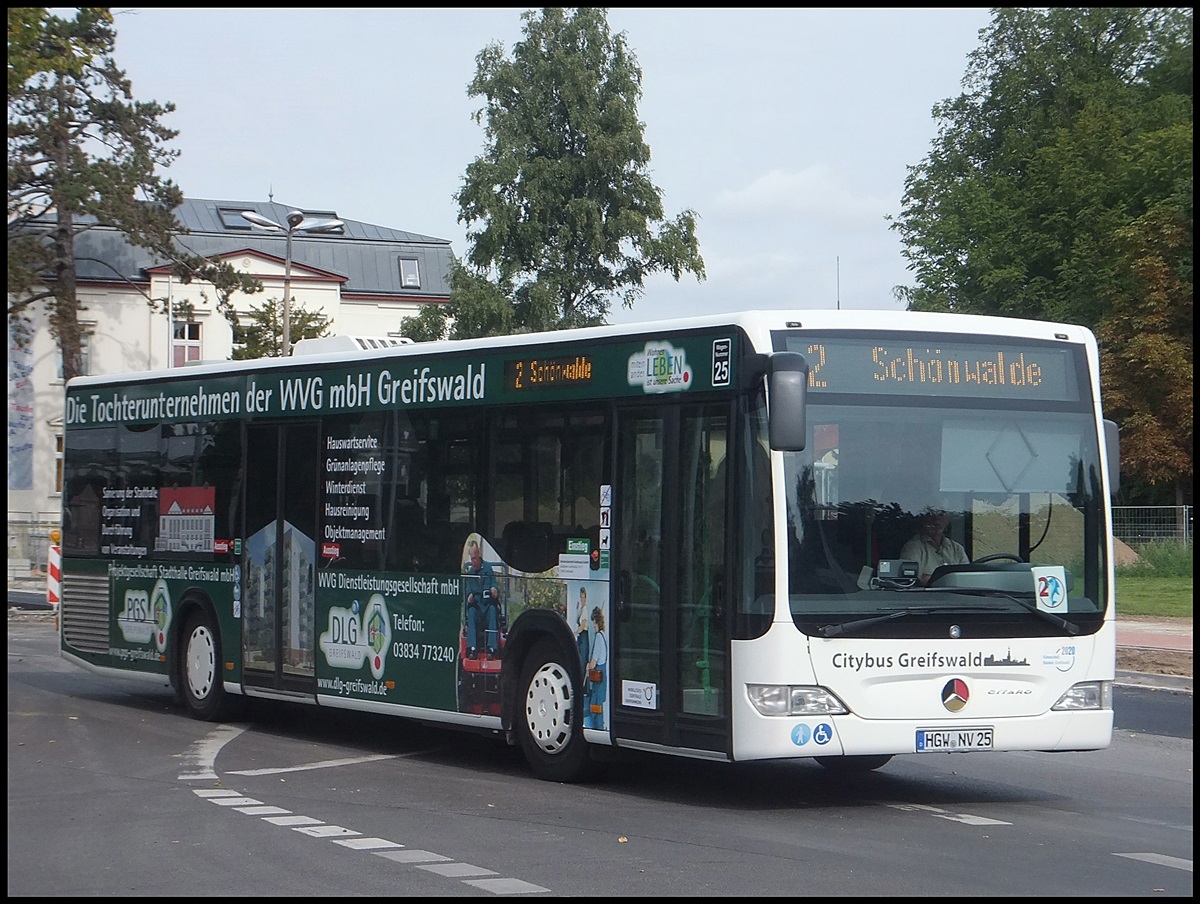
[940,588,1082,636]
[818,608,933,638]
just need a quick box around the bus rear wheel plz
[176,609,236,721]
[815,754,893,773]
[516,639,597,783]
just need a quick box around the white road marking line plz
[226,754,395,776]
[1114,853,1192,872]
[885,802,1011,826]
[177,724,248,780]
[293,824,361,838]
[465,877,551,894]
[420,863,498,878]
[234,805,291,815]
[374,849,451,864]
[262,815,324,826]
[209,797,263,806]
[332,837,404,850]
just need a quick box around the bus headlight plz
[747,684,850,717]
[1051,680,1112,711]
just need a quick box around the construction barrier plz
[47,543,61,609]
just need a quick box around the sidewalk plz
[1114,617,1192,694]
[1115,618,1192,653]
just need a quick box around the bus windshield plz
[778,378,1108,637]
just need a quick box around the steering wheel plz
[971,553,1024,564]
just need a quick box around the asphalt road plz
[8,608,1192,897]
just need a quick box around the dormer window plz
[399,258,421,289]
[219,208,253,229]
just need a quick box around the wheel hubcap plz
[525,661,574,754]
[186,626,216,699]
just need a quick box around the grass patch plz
[1113,541,1193,618]
[1117,540,1193,578]
[1115,575,1193,618]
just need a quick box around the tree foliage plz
[891,8,1192,500]
[1097,206,1192,503]
[230,298,331,360]
[434,7,704,338]
[400,260,516,341]
[7,8,260,378]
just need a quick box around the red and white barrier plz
[47,543,61,609]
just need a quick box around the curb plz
[1114,670,1192,694]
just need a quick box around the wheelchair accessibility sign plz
[791,722,834,747]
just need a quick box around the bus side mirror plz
[768,352,808,451]
[1103,419,1120,497]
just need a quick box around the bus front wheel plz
[516,639,597,783]
[176,609,236,721]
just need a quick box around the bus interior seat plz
[500,521,556,574]
[413,522,470,573]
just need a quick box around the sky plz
[108,7,993,325]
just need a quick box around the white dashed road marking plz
[332,837,404,851]
[188,726,551,894]
[375,849,451,864]
[1114,853,1192,872]
[293,824,361,838]
[421,863,498,878]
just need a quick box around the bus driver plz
[900,509,968,585]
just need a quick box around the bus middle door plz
[242,421,320,695]
[613,402,731,757]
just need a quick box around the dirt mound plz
[1116,647,1192,678]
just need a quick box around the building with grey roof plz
[7,197,455,543]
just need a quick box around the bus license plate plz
[915,727,993,752]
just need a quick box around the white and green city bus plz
[59,310,1120,781]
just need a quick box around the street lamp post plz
[241,209,344,356]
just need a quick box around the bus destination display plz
[504,355,593,392]
[780,335,1081,402]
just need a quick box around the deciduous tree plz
[434,7,704,337]
[1098,206,1192,506]
[230,298,331,360]
[8,8,260,374]
[891,7,1192,499]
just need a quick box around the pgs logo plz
[116,578,172,653]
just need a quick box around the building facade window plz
[56,333,91,380]
[173,321,202,367]
[399,258,421,289]
[55,434,64,494]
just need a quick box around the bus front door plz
[612,404,731,757]
[242,421,320,695]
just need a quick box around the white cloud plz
[713,166,893,232]
[106,7,990,325]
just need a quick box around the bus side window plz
[500,521,556,574]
